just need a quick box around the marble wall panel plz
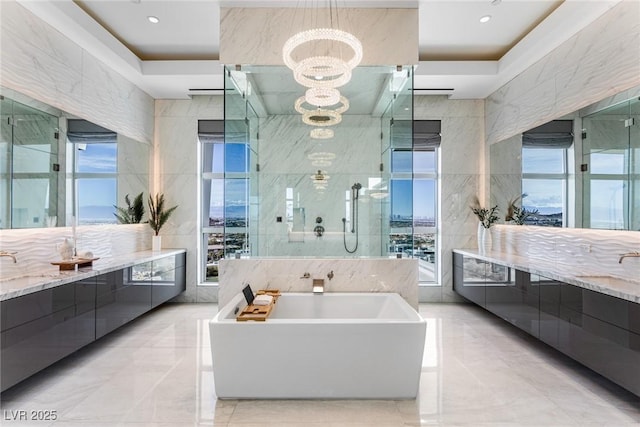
[486,1,640,145]
[491,225,640,280]
[154,96,223,302]
[81,53,153,144]
[0,2,83,119]
[414,96,485,301]
[0,224,150,280]
[218,258,419,309]
[220,8,418,66]
[0,1,154,144]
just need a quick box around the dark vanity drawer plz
[1,283,75,332]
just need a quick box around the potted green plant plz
[505,194,539,225]
[148,193,178,251]
[471,197,499,252]
[113,192,145,224]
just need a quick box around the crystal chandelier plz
[283,28,362,88]
[283,1,362,137]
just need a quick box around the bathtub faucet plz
[327,270,334,280]
[312,279,324,294]
[300,272,310,279]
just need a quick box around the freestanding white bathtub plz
[209,292,426,399]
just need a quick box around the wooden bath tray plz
[51,257,99,271]
[236,289,280,321]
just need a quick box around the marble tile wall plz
[489,134,522,217]
[491,224,639,280]
[414,96,485,302]
[154,97,224,303]
[0,1,154,144]
[0,224,150,280]
[220,8,418,66]
[117,133,151,206]
[485,0,640,145]
[218,258,419,309]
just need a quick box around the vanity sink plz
[575,275,640,287]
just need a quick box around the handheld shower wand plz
[343,182,362,253]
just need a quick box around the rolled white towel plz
[252,294,273,306]
[77,251,94,259]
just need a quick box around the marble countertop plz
[0,249,186,301]
[454,249,640,304]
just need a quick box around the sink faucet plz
[0,251,17,263]
[619,251,640,263]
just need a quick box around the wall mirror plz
[490,87,639,231]
[0,87,150,229]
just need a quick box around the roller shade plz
[67,119,116,143]
[413,120,441,149]
[198,120,224,143]
[522,120,573,148]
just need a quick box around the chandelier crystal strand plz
[302,109,342,127]
[310,128,335,139]
[293,57,352,88]
[305,87,340,107]
[295,95,349,115]
[282,28,363,71]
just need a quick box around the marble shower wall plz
[218,258,419,309]
[257,114,383,257]
[485,0,640,146]
[154,96,224,303]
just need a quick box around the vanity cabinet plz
[95,268,152,339]
[453,253,487,307]
[0,277,96,391]
[453,251,640,397]
[453,253,538,337]
[1,251,186,392]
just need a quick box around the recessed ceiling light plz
[479,15,492,23]
[147,16,160,24]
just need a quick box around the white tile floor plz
[1,303,639,426]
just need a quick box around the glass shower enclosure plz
[223,65,413,258]
[581,97,639,230]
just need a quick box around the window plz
[389,120,439,284]
[67,119,117,225]
[521,120,572,227]
[200,120,250,283]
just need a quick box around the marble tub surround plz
[218,258,418,309]
[0,249,185,301]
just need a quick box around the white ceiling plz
[17,0,622,100]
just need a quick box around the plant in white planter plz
[471,197,499,252]
[505,194,539,225]
[148,193,178,251]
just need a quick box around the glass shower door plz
[582,99,636,230]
